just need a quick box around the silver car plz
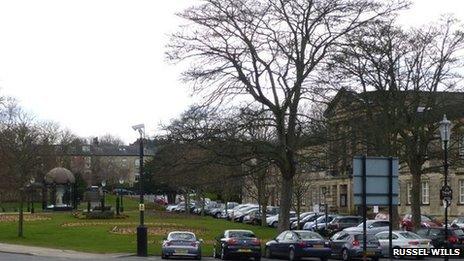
[162,231,202,259]
[375,230,432,258]
[343,220,390,235]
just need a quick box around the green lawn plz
[0,196,277,255]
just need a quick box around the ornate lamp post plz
[132,123,147,257]
[119,178,125,213]
[30,177,35,214]
[101,180,106,212]
[439,114,452,261]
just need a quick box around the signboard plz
[440,185,453,202]
[139,204,145,211]
[353,156,399,206]
[373,206,379,214]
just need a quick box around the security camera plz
[132,124,145,131]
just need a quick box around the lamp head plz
[119,178,124,185]
[101,180,106,187]
[132,124,145,131]
[439,114,451,143]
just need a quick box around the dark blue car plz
[213,229,261,260]
[265,230,331,261]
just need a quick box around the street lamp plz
[101,180,106,212]
[133,123,147,257]
[30,177,35,214]
[117,178,125,214]
[439,114,452,261]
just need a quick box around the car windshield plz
[456,218,464,223]
[296,231,323,240]
[229,231,255,238]
[169,233,196,241]
[399,232,422,239]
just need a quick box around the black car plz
[327,216,363,235]
[416,227,464,250]
[213,229,261,260]
[265,230,331,261]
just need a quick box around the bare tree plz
[168,0,408,231]
[329,18,464,229]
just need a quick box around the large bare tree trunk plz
[410,171,422,231]
[278,176,293,232]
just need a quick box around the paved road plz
[0,252,449,261]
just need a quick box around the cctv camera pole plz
[137,131,147,256]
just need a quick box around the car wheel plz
[265,247,273,258]
[371,257,379,261]
[320,257,328,261]
[161,253,167,259]
[288,248,299,261]
[221,247,228,260]
[342,248,351,261]
[195,255,202,260]
[272,221,278,228]
[215,213,221,218]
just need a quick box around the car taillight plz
[352,240,360,247]
[297,241,306,247]
[164,242,172,246]
[408,241,419,246]
[227,238,238,245]
[448,235,458,244]
[252,239,261,245]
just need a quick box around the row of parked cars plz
[161,225,464,261]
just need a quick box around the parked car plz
[329,231,382,261]
[451,217,464,229]
[375,230,432,258]
[291,212,323,230]
[400,214,441,231]
[210,204,226,218]
[233,206,260,222]
[246,207,280,225]
[265,230,331,261]
[166,204,179,212]
[303,215,336,231]
[327,216,363,235]
[112,188,135,195]
[416,227,464,249]
[343,220,390,235]
[161,231,202,260]
[212,229,261,260]
[267,211,297,228]
[226,204,256,220]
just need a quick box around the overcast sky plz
[0,0,463,143]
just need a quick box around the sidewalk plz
[0,243,133,259]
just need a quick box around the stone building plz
[242,89,464,218]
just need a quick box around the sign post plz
[353,156,399,260]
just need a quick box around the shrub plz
[84,210,115,219]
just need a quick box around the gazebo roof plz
[44,167,75,184]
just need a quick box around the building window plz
[340,194,347,207]
[421,181,429,204]
[407,182,412,205]
[460,180,464,204]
